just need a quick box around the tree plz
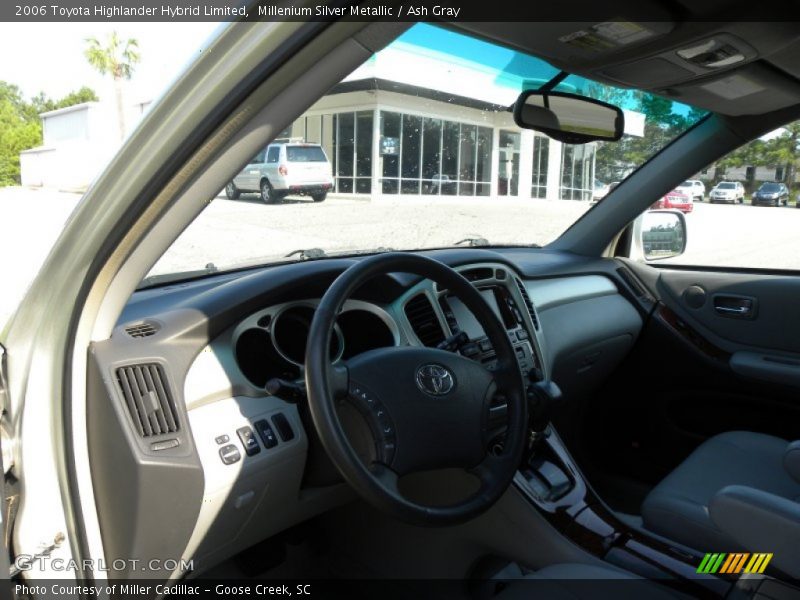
[0,82,99,186]
[30,86,98,114]
[0,83,41,186]
[763,122,800,190]
[84,32,140,139]
[593,89,698,183]
[703,122,800,191]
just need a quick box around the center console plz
[441,265,543,380]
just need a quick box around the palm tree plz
[84,32,140,140]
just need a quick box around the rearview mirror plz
[513,91,624,144]
[636,210,687,261]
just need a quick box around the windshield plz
[286,146,327,162]
[142,23,705,281]
[759,183,781,191]
[718,183,736,189]
[679,181,693,187]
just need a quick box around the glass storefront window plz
[561,143,596,201]
[331,110,373,194]
[401,114,422,194]
[441,121,459,195]
[356,111,373,193]
[421,117,442,193]
[378,111,492,196]
[476,128,492,197]
[531,135,549,198]
[498,130,520,197]
[381,111,401,194]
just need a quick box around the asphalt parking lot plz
[2,186,799,329]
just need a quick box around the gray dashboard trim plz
[525,275,618,312]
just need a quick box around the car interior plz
[14,4,800,600]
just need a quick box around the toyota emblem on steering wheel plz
[415,364,455,396]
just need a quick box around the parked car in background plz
[422,174,453,195]
[226,138,334,203]
[650,188,693,213]
[709,181,745,204]
[593,179,610,201]
[676,179,706,202]
[751,182,789,206]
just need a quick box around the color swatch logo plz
[697,553,773,575]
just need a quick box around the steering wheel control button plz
[381,441,396,462]
[219,444,241,465]
[254,419,278,449]
[236,426,261,456]
[349,382,377,410]
[214,434,230,445]
[271,413,295,442]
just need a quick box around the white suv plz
[225,139,334,203]
[709,181,745,204]
[677,179,706,202]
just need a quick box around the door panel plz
[656,269,800,355]
[577,263,800,501]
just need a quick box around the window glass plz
[90,22,703,284]
[266,147,280,163]
[458,124,477,196]
[532,136,549,198]
[336,112,354,193]
[356,111,373,179]
[286,146,326,162]
[421,117,442,183]
[637,119,800,270]
[400,114,422,194]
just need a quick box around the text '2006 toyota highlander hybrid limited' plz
[3,3,800,600]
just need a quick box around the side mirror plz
[633,210,687,261]
[513,91,624,144]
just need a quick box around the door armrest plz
[710,485,800,578]
[784,440,800,483]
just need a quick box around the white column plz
[518,130,534,201]
[490,127,500,199]
[546,139,563,201]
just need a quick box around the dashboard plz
[86,248,648,578]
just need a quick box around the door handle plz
[713,294,756,319]
[715,305,749,315]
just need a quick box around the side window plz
[266,146,280,163]
[636,120,800,270]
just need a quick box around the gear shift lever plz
[527,377,563,434]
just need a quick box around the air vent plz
[124,321,159,338]
[514,279,540,331]
[460,267,494,282]
[116,364,180,437]
[404,294,446,347]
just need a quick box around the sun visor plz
[655,63,800,116]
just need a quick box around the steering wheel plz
[305,253,527,525]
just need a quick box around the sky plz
[0,22,221,104]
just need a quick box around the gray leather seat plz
[642,431,800,551]
[496,563,677,600]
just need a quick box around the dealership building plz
[21,24,644,199]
